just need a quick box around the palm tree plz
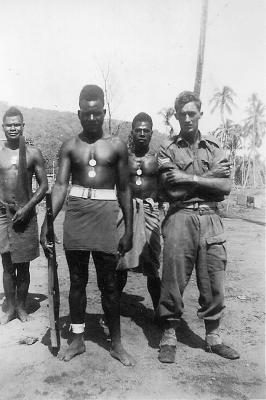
[209,86,237,147]
[242,94,266,187]
[213,119,242,184]
[213,119,242,156]
[243,93,266,148]
[158,107,175,138]
[210,86,236,121]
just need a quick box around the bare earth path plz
[0,207,265,400]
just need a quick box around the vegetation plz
[0,101,166,174]
[1,87,265,188]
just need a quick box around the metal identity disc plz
[11,156,17,165]
[136,168,142,176]
[136,177,142,186]
[88,170,96,178]
[89,159,96,167]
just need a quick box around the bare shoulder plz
[26,144,44,160]
[106,136,127,154]
[59,136,78,154]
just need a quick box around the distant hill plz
[0,101,167,172]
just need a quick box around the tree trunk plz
[243,153,251,188]
[194,0,209,97]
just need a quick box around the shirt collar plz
[175,131,206,146]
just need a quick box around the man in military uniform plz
[157,91,239,363]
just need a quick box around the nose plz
[185,114,190,122]
[90,114,94,120]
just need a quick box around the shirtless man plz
[0,107,48,324]
[117,113,161,312]
[40,85,135,366]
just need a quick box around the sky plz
[0,0,265,143]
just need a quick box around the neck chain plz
[136,159,143,186]
[88,144,96,178]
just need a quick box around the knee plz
[70,274,86,292]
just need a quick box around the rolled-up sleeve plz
[158,144,176,172]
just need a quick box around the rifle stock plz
[45,192,60,352]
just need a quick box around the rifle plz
[45,191,60,354]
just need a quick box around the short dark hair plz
[3,107,23,123]
[132,112,153,129]
[79,85,105,107]
[174,91,201,113]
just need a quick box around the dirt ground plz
[0,203,265,400]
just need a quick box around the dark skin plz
[0,114,48,324]
[129,121,158,200]
[117,120,161,310]
[161,101,232,200]
[40,98,134,366]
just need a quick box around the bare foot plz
[17,308,30,323]
[110,343,136,366]
[0,310,16,325]
[58,337,86,362]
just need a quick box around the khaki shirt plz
[158,133,226,203]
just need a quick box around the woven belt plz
[69,185,117,200]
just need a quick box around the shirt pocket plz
[206,233,227,266]
[200,158,210,173]
[206,233,226,246]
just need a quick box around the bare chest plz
[129,155,158,177]
[0,148,20,172]
[71,140,117,168]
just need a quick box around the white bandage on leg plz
[71,323,85,334]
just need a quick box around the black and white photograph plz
[0,1,265,399]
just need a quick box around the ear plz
[199,111,203,119]
[103,108,106,116]
[78,110,81,120]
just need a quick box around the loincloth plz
[117,198,161,276]
[63,196,120,254]
[0,205,39,263]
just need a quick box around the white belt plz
[69,185,117,200]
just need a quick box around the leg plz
[58,251,89,361]
[116,269,128,298]
[1,253,16,324]
[147,275,161,311]
[93,252,135,366]
[16,262,30,322]
[197,214,239,360]
[142,201,161,311]
[99,268,128,335]
[158,211,199,363]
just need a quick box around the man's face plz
[132,121,153,148]
[2,115,24,142]
[78,99,106,134]
[175,101,202,135]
